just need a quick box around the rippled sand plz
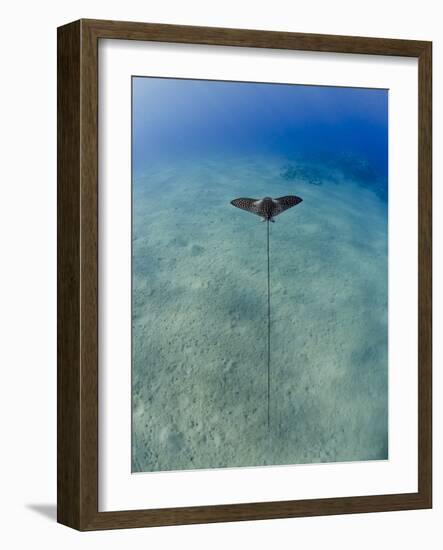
[131,155,388,472]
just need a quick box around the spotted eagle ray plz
[230,196,303,428]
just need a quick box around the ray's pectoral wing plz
[230,198,260,216]
[274,195,303,216]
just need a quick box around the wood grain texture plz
[57,20,81,528]
[57,19,432,531]
[417,42,432,506]
[83,18,428,56]
[79,17,99,528]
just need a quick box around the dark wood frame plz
[57,18,432,531]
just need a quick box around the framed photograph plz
[57,19,432,530]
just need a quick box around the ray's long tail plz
[267,220,271,429]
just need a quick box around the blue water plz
[133,77,387,193]
[132,77,388,472]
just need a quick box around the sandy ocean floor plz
[131,154,388,472]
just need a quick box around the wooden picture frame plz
[57,18,432,530]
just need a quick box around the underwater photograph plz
[131,76,388,473]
